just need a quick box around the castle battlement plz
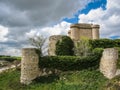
[68,23,100,40]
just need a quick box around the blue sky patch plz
[63,0,107,23]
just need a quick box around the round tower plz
[70,24,80,40]
[92,24,100,39]
[68,30,71,37]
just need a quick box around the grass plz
[0,69,109,90]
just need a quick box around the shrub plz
[0,56,21,62]
[89,39,120,49]
[55,36,74,56]
[74,37,92,57]
[92,48,104,58]
[39,55,101,71]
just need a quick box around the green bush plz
[89,39,120,49]
[0,56,21,62]
[74,37,92,57]
[55,36,74,56]
[92,48,104,57]
[39,55,101,71]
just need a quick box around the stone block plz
[20,48,39,85]
[100,48,118,79]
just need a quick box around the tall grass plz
[0,69,109,90]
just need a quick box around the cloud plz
[0,0,92,56]
[1,47,21,56]
[79,0,120,38]
[0,0,91,27]
[0,25,9,42]
[26,21,70,38]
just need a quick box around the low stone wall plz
[20,48,39,85]
[100,48,118,79]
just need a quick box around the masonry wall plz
[48,35,63,56]
[92,25,99,39]
[68,23,100,40]
[79,29,92,39]
[100,48,118,79]
[20,48,39,85]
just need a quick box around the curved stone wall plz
[92,25,100,39]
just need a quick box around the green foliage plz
[0,56,21,62]
[0,69,109,90]
[92,48,104,58]
[55,36,74,56]
[39,55,101,71]
[74,37,92,56]
[89,39,120,49]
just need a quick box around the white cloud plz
[26,21,71,38]
[0,25,9,42]
[1,47,21,56]
[79,0,120,38]
[26,30,38,38]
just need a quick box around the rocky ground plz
[0,60,21,73]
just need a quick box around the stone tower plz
[68,23,100,40]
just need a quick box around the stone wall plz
[92,24,99,39]
[48,35,63,56]
[100,48,118,79]
[20,48,39,85]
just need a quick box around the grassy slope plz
[0,69,109,90]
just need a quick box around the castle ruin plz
[48,23,100,56]
[48,35,63,56]
[68,23,100,40]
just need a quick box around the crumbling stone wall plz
[100,48,118,79]
[48,35,62,56]
[20,48,39,85]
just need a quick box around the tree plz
[28,35,46,56]
[55,36,74,56]
[74,37,91,57]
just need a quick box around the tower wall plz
[92,25,100,39]
[69,23,100,40]
[79,29,92,39]
[70,27,80,40]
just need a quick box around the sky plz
[0,0,120,56]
